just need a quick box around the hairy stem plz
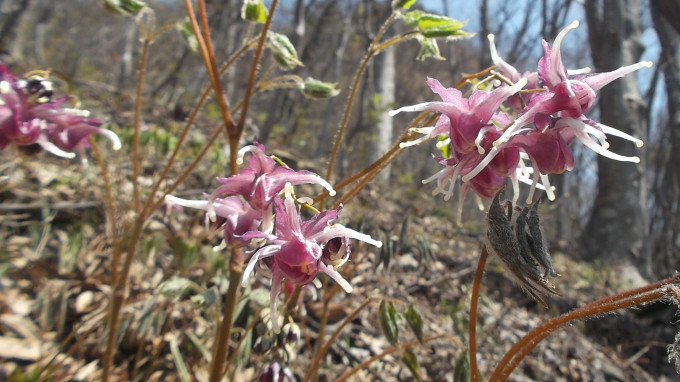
[469,245,488,382]
[490,273,680,381]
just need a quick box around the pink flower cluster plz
[391,21,650,206]
[166,143,381,332]
[0,62,120,158]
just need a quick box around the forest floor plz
[1,149,679,382]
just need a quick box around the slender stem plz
[469,245,488,382]
[223,309,261,375]
[314,112,436,205]
[132,38,151,213]
[88,138,118,282]
[335,334,447,382]
[208,248,246,382]
[325,12,398,183]
[303,298,377,382]
[142,40,256,217]
[490,274,680,381]
[195,0,237,139]
[236,0,279,137]
[102,216,146,382]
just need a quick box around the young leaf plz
[401,348,422,382]
[404,10,471,39]
[405,303,424,344]
[392,0,417,11]
[454,351,471,382]
[379,300,400,346]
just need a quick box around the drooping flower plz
[164,194,268,248]
[208,142,336,213]
[0,62,120,157]
[242,183,381,333]
[390,77,527,202]
[462,21,650,196]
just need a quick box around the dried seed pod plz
[513,205,539,268]
[527,197,559,277]
[486,186,558,307]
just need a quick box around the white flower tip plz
[487,34,495,43]
[569,20,579,29]
[236,158,244,165]
[388,110,399,117]
[635,139,644,148]
[516,77,528,87]
[477,146,485,155]
[345,285,353,293]
[632,156,641,164]
[375,240,383,248]
[101,130,122,150]
[399,142,408,148]
[328,189,337,196]
[641,61,653,68]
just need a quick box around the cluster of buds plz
[0,62,120,158]
[166,143,382,332]
[391,21,650,208]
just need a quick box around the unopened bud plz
[301,78,340,99]
[268,33,302,70]
[242,0,268,23]
[101,0,146,16]
[260,362,294,382]
[416,36,444,61]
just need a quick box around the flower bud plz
[301,78,340,99]
[176,18,198,52]
[260,362,294,382]
[268,33,302,70]
[101,0,146,16]
[242,0,268,23]
[280,322,300,346]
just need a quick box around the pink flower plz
[390,77,527,201]
[462,21,649,201]
[208,142,335,212]
[242,183,381,333]
[0,62,120,157]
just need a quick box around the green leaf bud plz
[301,77,340,99]
[268,32,303,70]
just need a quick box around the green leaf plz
[404,10,471,39]
[379,300,400,346]
[454,351,470,382]
[405,303,424,344]
[241,0,268,23]
[392,0,417,11]
[401,348,422,382]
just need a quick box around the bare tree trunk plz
[374,44,394,183]
[580,0,648,271]
[650,3,680,273]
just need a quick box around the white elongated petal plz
[573,130,640,163]
[164,194,209,210]
[37,137,76,159]
[241,245,280,286]
[310,225,383,248]
[100,129,122,150]
[597,122,644,147]
[388,102,433,116]
[319,262,352,293]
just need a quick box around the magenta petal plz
[274,238,321,285]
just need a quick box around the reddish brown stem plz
[469,245,488,382]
